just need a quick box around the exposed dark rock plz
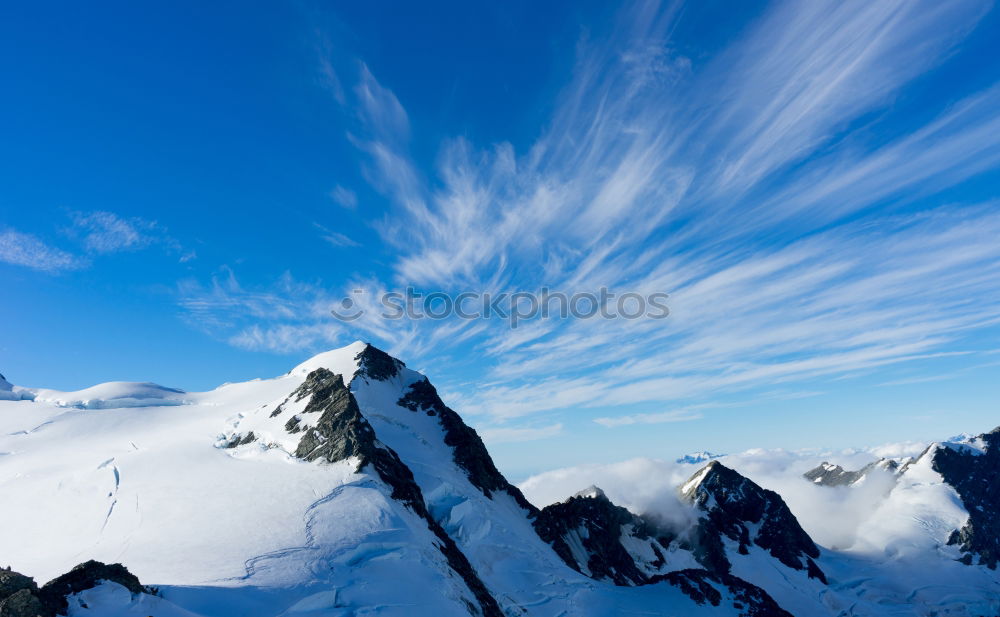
[0,569,37,601]
[396,377,537,512]
[656,568,722,606]
[39,561,143,615]
[531,487,792,615]
[291,370,379,464]
[0,588,48,617]
[534,487,668,586]
[354,344,403,382]
[284,415,302,433]
[803,462,864,487]
[803,458,901,487]
[930,427,1000,568]
[223,430,258,448]
[0,561,146,617]
[650,569,794,617]
[681,462,825,582]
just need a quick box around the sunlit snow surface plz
[3,342,1000,616]
[0,343,730,616]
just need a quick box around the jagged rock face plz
[0,588,47,617]
[396,376,537,511]
[286,369,380,466]
[650,569,793,617]
[803,462,865,487]
[803,458,901,487]
[930,427,1000,568]
[534,489,668,586]
[0,568,43,617]
[354,344,404,381]
[682,462,825,582]
[0,570,37,602]
[532,489,792,615]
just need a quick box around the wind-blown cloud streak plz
[180,0,1000,433]
[0,229,83,272]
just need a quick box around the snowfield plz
[2,341,999,616]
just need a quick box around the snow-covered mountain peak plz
[679,460,726,498]
[288,340,370,380]
[676,451,725,465]
[803,457,905,487]
[286,341,407,391]
[939,431,993,456]
[572,485,607,501]
[919,427,1000,568]
[681,461,826,581]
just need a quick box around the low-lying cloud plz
[518,442,927,550]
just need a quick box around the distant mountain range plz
[677,451,726,465]
[2,342,998,616]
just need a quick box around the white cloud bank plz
[518,441,934,550]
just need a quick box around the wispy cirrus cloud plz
[2,209,194,273]
[68,210,192,260]
[328,185,358,209]
[0,229,83,273]
[177,267,345,353]
[70,211,158,253]
[314,222,360,248]
[184,0,1000,429]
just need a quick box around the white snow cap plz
[289,340,369,380]
[28,381,189,409]
[572,485,607,500]
[676,451,724,464]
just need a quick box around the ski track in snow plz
[236,478,385,582]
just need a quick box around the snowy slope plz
[0,343,490,616]
[1,342,779,617]
[4,342,1000,616]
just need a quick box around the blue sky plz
[2,0,1000,479]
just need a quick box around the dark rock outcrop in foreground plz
[931,427,1000,568]
[681,461,826,583]
[0,561,143,617]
